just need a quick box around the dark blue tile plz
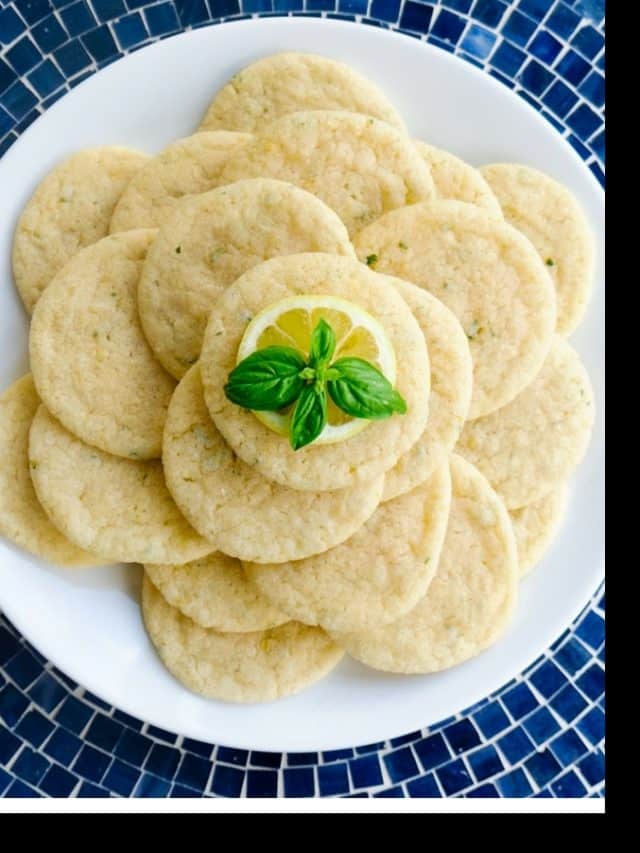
[556,49,591,87]
[529,659,567,699]
[525,748,562,787]
[170,782,203,797]
[135,772,171,797]
[0,768,11,795]
[399,1,433,34]
[210,763,244,797]
[15,106,41,133]
[59,1,96,36]
[0,57,18,97]
[317,761,349,796]
[217,746,248,766]
[146,724,177,743]
[182,737,213,759]
[112,709,143,730]
[40,763,78,796]
[567,133,590,160]
[15,708,55,747]
[575,610,605,650]
[246,769,278,797]
[574,0,604,22]
[73,744,110,783]
[490,39,526,77]
[32,13,67,51]
[550,728,588,766]
[54,695,93,734]
[0,683,29,726]
[576,706,605,745]
[467,782,500,797]
[6,778,41,798]
[0,133,18,158]
[113,12,148,49]
[437,758,473,795]
[406,773,441,797]
[576,663,605,701]
[82,24,119,62]
[579,71,604,108]
[390,731,422,748]
[414,732,451,771]
[571,23,604,59]
[521,57,555,96]
[374,785,404,798]
[523,705,562,748]
[210,0,241,14]
[529,30,562,65]
[467,745,503,781]
[283,767,315,797]
[27,672,67,713]
[304,0,334,9]
[175,753,212,791]
[77,781,110,797]
[174,0,210,25]
[546,2,580,38]
[497,727,535,764]
[251,750,282,768]
[27,58,64,97]
[460,23,496,59]
[442,0,472,11]
[0,627,21,665]
[144,742,181,780]
[444,719,481,754]
[354,741,385,755]
[273,0,304,9]
[471,0,507,28]
[432,8,465,43]
[589,161,604,188]
[349,754,383,789]
[383,746,419,783]
[502,8,536,45]
[0,105,14,136]
[555,638,591,674]
[242,0,273,9]
[6,36,42,75]
[92,0,126,18]
[578,749,604,786]
[473,701,510,738]
[43,727,82,766]
[551,769,587,797]
[85,713,123,751]
[14,0,53,26]
[144,2,180,35]
[4,649,43,688]
[518,0,553,18]
[54,40,92,75]
[497,767,533,797]
[338,0,367,12]
[502,682,538,719]
[114,728,153,766]
[12,746,51,786]
[0,8,27,44]
[102,758,139,796]
[550,683,588,722]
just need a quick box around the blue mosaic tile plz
[0,1,605,801]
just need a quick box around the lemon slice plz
[237,294,397,445]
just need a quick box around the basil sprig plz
[224,318,407,450]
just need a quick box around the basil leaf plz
[224,346,306,411]
[290,384,327,450]
[328,357,407,420]
[309,318,336,370]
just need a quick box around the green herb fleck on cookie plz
[175,245,182,254]
[398,241,408,250]
[546,257,555,267]
[365,253,378,268]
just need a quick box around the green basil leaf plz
[309,318,336,370]
[328,357,407,420]
[289,384,327,450]
[224,346,306,411]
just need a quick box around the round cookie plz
[510,486,568,577]
[137,178,356,379]
[0,375,102,567]
[383,279,472,502]
[199,52,405,133]
[480,163,595,335]
[244,461,451,634]
[12,146,149,313]
[163,365,385,562]
[353,200,557,419]
[109,131,251,232]
[200,253,430,492]
[415,141,502,217]
[29,405,213,564]
[332,455,518,673]
[142,574,343,703]
[145,553,288,632]
[220,111,435,236]
[457,337,594,509]
[30,230,175,461]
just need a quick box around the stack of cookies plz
[0,53,595,703]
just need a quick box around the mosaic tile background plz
[1,0,604,798]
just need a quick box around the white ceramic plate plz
[0,17,604,751]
